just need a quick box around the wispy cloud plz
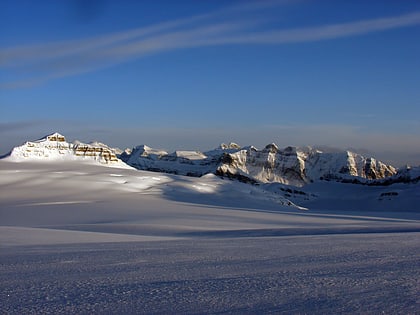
[202,11,420,44]
[0,0,280,68]
[1,2,419,89]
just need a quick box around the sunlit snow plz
[1,135,419,314]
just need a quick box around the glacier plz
[1,132,419,314]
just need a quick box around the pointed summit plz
[264,143,279,153]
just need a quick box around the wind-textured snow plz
[1,132,420,314]
[2,235,419,314]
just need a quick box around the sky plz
[1,0,420,166]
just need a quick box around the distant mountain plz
[119,143,230,177]
[4,132,124,165]
[121,142,397,186]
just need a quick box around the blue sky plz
[1,0,420,166]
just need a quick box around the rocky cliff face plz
[6,132,121,164]
[217,145,396,186]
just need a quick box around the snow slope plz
[1,158,419,248]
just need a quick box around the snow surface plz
[2,234,419,314]
[1,151,420,313]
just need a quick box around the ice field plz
[1,160,419,313]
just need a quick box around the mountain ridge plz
[2,132,403,187]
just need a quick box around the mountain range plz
[3,132,419,187]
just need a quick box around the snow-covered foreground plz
[1,160,420,313]
[2,234,419,314]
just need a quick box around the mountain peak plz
[4,132,122,164]
[264,143,279,153]
[43,132,66,142]
[220,142,241,150]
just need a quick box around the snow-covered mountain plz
[4,132,124,165]
[122,142,397,186]
[120,143,232,177]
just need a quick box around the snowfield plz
[1,159,420,314]
[2,235,419,314]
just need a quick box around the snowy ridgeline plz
[4,132,420,186]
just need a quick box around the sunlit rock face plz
[215,145,396,186]
[73,142,119,163]
[7,132,120,164]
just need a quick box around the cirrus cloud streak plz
[1,5,420,89]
